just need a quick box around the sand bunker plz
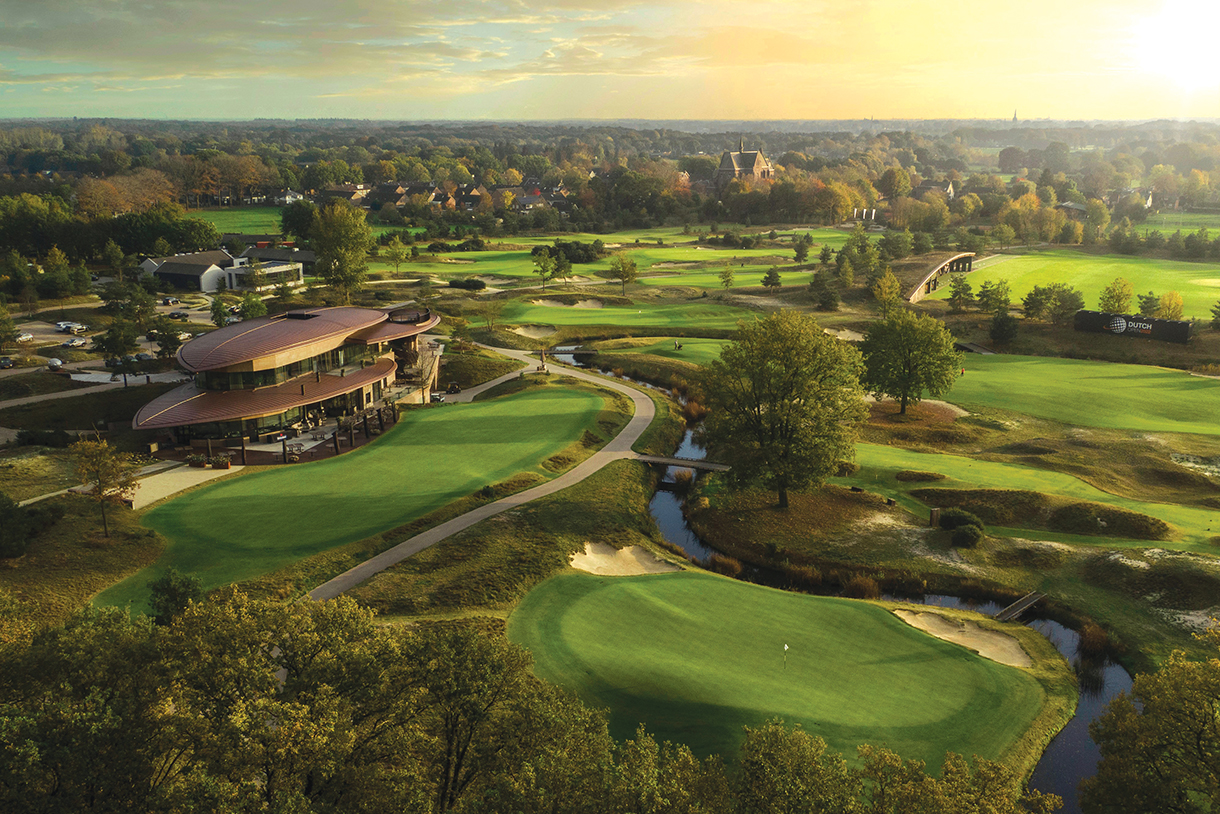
[570,542,680,576]
[532,298,604,309]
[512,325,555,339]
[893,610,1031,668]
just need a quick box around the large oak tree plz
[860,309,962,415]
[697,311,866,509]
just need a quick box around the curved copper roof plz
[348,312,441,345]
[177,306,390,372]
[133,357,396,430]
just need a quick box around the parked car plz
[169,310,190,320]
[56,322,88,334]
[46,358,63,371]
[225,316,242,325]
[176,331,194,341]
[61,337,87,348]
[161,297,180,305]
[430,393,445,403]
[15,332,33,343]
[104,357,121,368]
[135,352,156,362]
[0,357,14,369]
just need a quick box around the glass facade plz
[196,343,383,391]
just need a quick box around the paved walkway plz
[308,346,656,601]
[131,464,245,509]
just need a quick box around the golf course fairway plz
[508,572,1046,766]
[98,387,608,612]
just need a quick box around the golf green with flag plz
[508,571,1045,764]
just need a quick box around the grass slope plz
[840,443,1220,548]
[928,248,1220,318]
[96,388,606,612]
[501,299,755,330]
[954,355,1220,436]
[508,571,1046,767]
[596,336,729,366]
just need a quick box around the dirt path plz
[308,346,656,601]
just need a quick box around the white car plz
[61,337,88,348]
[15,332,33,343]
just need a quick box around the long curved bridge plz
[908,252,975,303]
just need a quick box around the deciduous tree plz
[861,309,962,415]
[607,254,638,296]
[696,312,866,508]
[71,439,140,538]
[1099,277,1134,314]
[383,235,408,277]
[313,202,372,303]
[870,267,901,317]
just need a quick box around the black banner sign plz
[1074,310,1192,344]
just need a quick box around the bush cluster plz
[448,277,486,290]
[939,507,985,548]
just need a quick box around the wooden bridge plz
[635,454,731,472]
[994,591,1045,622]
[908,252,976,303]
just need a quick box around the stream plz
[646,429,1133,814]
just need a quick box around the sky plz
[0,0,1217,121]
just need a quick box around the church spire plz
[739,137,744,152]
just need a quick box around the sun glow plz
[1133,0,1220,92]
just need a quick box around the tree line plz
[0,588,1059,814]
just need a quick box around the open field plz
[1144,211,1220,234]
[953,354,1220,436]
[927,248,1220,318]
[508,571,1055,767]
[95,386,613,612]
[501,299,756,330]
[838,443,1220,549]
[191,207,284,234]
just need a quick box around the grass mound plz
[1082,552,1220,610]
[895,470,946,482]
[911,488,1171,541]
[438,349,524,389]
[508,571,1049,768]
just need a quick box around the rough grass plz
[841,444,1219,549]
[910,488,1171,541]
[0,496,163,629]
[508,571,1060,773]
[0,448,79,501]
[0,382,180,432]
[500,299,756,330]
[438,349,525,389]
[0,371,94,401]
[349,459,666,617]
[96,386,614,614]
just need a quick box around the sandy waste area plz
[570,542,680,576]
[893,610,1031,668]
[532,298,603,309]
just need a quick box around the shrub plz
[784,563,822,588]
[834,461,860,477]
[706,554,743,578]
[15,428,75,448]
[939,507,985,531]
[0,493,34,559]
[1077,621,1109,657]
[448,278,487,291]
[842,575,881,599]
[950,524,984,548]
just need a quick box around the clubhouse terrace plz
[133,305,440,442]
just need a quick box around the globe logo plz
[1107,315,1127,333]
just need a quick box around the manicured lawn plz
[838,443,1220,548]
[508,571,1045,765]
[927,248,1220,317]
[603,337,729,365]
[953,355,1220,436]
[96,387,607,612]
[192,207,284,234]
[501,299,755,330]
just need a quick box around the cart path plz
[308,347,656,601]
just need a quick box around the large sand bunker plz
[893,609,1031,668]
[532,298,604,309]
[512,325,555,339]
[570,542,680,576]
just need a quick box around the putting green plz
[839,444,1220,548]
[502,299,755,330]
[97,388,606,612]
[508,571,1044,764]
[927,249,1220,317]
[955,355,1220,436]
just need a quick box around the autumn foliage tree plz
[70,439,140,537]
